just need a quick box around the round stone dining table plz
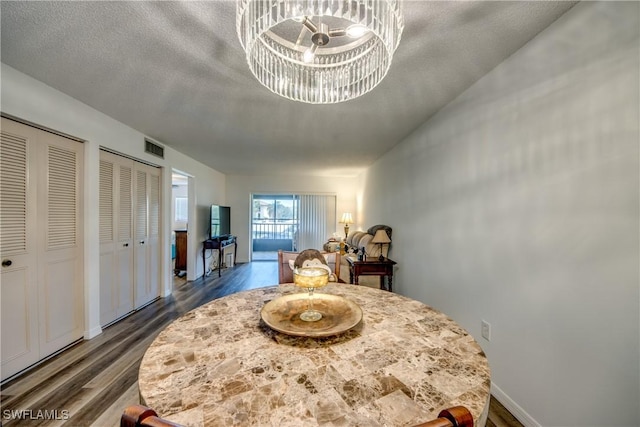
[138,284,491,427]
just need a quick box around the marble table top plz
[138,284,491,427]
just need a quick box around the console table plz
[347,257,397,291]
[202,235,237,277]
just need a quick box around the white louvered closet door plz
[0,118,84,381]
[133,162,160,308]
[1,119,40,380]
[99,151,134,326]
[146,167,161,304]
[36,128,84,357]
[116,162,134,317]
[99,155,117,324]
[134,166,148,308]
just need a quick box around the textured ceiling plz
[0,1,576,177]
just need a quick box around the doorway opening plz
[171,172,189,287]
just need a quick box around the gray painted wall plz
[360,2,639,426]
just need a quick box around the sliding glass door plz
[252,195,297,260]
[251,194,336,261]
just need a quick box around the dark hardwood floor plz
[1,261,522,427]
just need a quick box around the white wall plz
[360,2,639,426]
[226,174,360,263]
[1,63,226,337]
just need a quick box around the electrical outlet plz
[481,320,491,341]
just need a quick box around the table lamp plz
[339,212,354,240]
[371,229,391,261]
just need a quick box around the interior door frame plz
[172,169,195,282]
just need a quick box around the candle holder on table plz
[293,267,329,322]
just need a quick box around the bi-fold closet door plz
[0,117,84,381]
[99,150,160,327]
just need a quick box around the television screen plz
[210,205,231,238]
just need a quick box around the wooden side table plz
[346,257,397,292]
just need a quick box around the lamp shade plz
[340,212,354,225]
[371,229,391,244]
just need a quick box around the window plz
[251,194,336,254]
[175,197,188,222]
[252,195,297,241]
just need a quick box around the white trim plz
[491,383,541,427]
[100,146,161,168]
[84,326,103,340]
[186,175,197,281]
[1,113,85,142]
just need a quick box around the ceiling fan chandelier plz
[237,0,404,104]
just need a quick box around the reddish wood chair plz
[413,406,474,427]
[120,405,182,427]
[122,404,473,427]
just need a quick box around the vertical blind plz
[296,194,336,251]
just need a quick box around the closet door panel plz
[102,152,158,316]
[99,151,135,324]
[99,155,117,325]
[116,163,134,317]
[41,257,79,345]
[99,251,116,324]
[146,169,161,301]
[133,167,150,308]
[38,134,84,356]
[0,268,38,372]
[133,163,160,308]
[0,119,39,380]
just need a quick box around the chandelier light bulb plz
[237,0,405,104]
[346,24,369,38]
[303,45,317,63]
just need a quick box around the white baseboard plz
[491,383,541,427]
[84,325,103,340]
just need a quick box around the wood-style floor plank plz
[1,261,522,426]
[486,396,525,427]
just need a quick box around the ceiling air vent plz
[145,139,164,159]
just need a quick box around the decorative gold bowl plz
[261,293,363,337]
[293,267,329,289]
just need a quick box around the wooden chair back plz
[122,404,472,427]
[120,405,182,427]
[413,406,474,427]
[277,250,341,284]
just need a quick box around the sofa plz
[338,225,392,287]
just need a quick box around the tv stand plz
[203,235,237,277]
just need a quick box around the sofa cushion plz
[346,231,365,248]
[350,231,371,250]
